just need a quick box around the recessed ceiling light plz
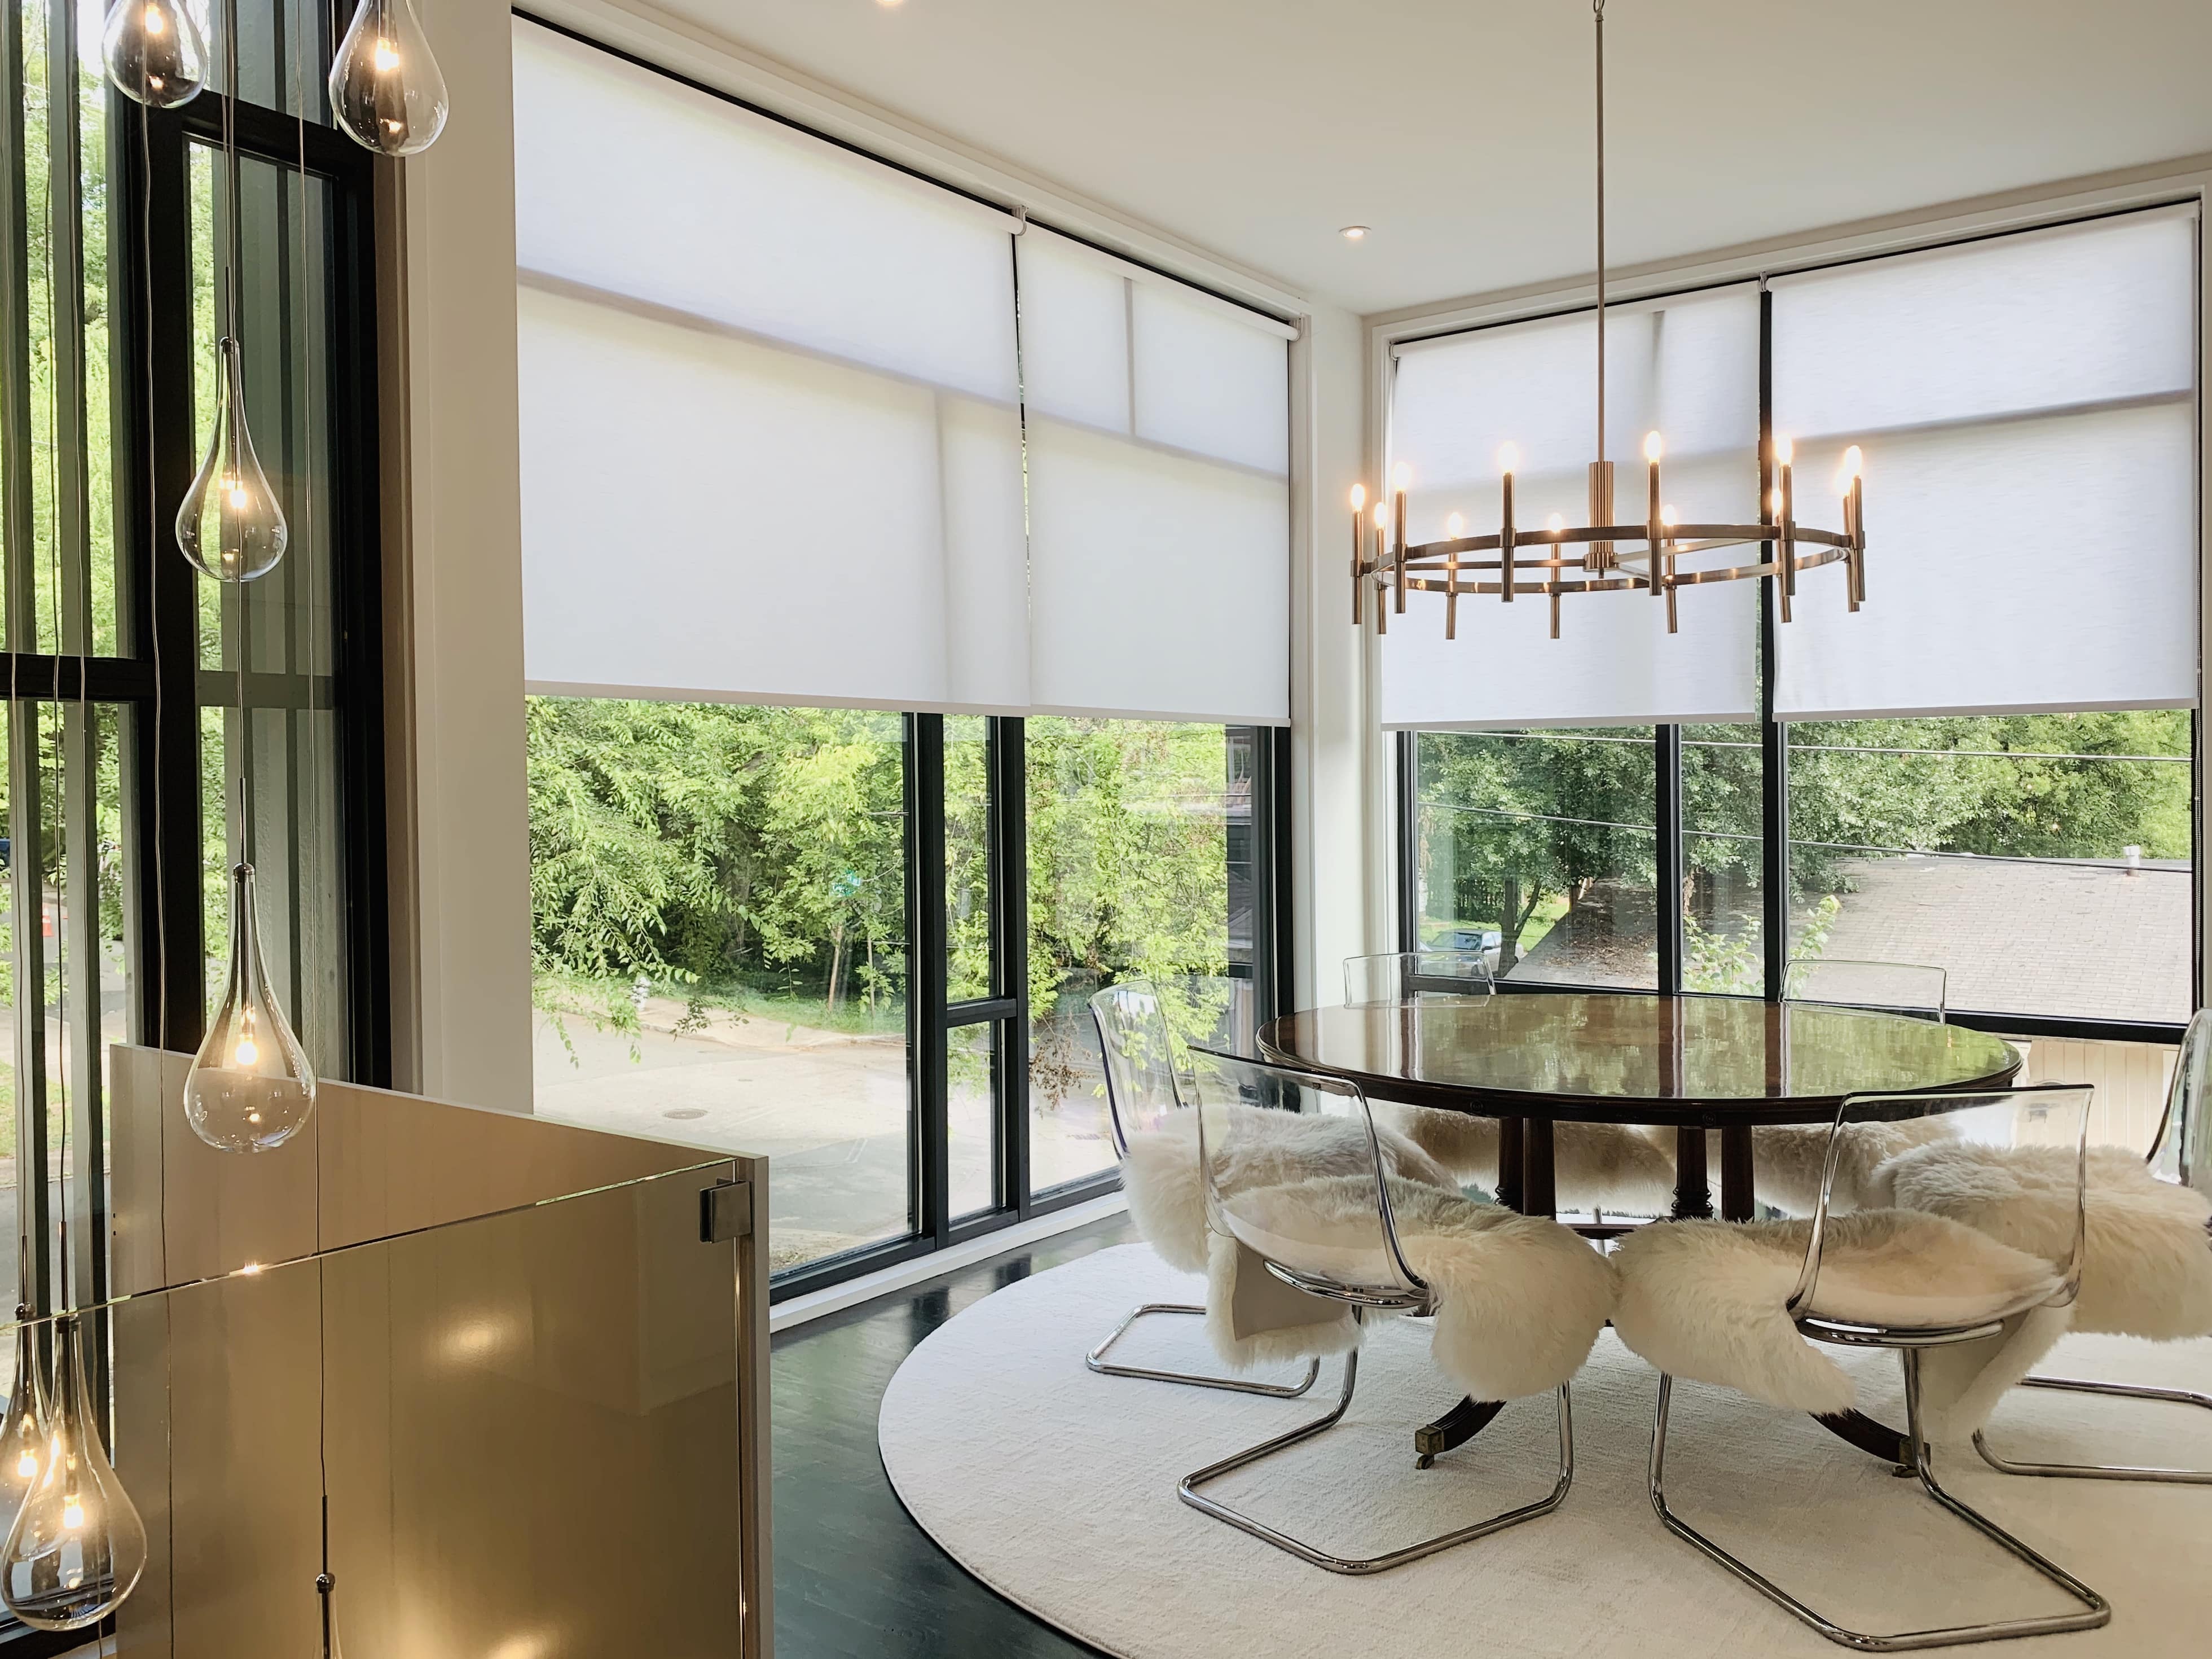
[877,0,906,7]
[1339,225,1370,242]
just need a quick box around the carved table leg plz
[1672,1124,1712,1219]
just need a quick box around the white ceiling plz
[657,1,2212,316]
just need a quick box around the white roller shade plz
[1018,227,1292,723]
[1773,208,2199,719]
[512,19,1028,712]
[1383,284,1762,728]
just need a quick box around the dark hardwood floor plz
[771,1214,1140,1658]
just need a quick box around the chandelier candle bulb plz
[1547,512,1567,639]
[1444,512,1465,639]
[1391,464,1410,613]
[1645,432,1663,599]
[1349,484,1366,624]
[1498,446,1518,603]
[1372,503,1389,634]
[1778,444,1798,602]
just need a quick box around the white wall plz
[1291,302,1380,1002]
[384,0,535,1110]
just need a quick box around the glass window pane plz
[947,1020,995,1221]
[525,699,912,1274]
[1026,718,1235,1196]
[944,716,991,1003]
[1786,713,2192,1022]
[1413,729,1657,989]
[1683,722,1763,994]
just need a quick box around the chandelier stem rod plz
[1594,0,1606,470]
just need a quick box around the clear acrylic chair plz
[1343,950,1495,1007]
[1631,1084,2109,1649]
[1177,1047,1591,1575]
[1782,958,1949,1021]
[1085,981,1320,1399]
[1972,1005,2212,1484]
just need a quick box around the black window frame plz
[772,716,1291,1305]
[1394,210,2201,1050]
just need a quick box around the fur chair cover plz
[1612,1210,2072,1440]
[1729,1116,1961,1217]
[1869,1140,2212,1341]
[1120,1107,1457,1275]
[1202,1173,1617,1402]
[1377,1105,1681,1215]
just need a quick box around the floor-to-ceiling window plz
[509,19,1295,1297]
[1395,206,2200,1129]
[2,4,387,1645]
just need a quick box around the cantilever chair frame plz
[1085,983,1319,1401]
[1974,1005,2212,1486]
[1176,1047,1573,1576]
[1781,957,1950,1023]
[1647,1083,2110,1651]
[1342,948,1497,1009]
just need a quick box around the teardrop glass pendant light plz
[186,862,318,1152]
[178,337,289,582]
[0,1326,50,1524]
[0,1315,149,1630]
[101,0,208,108]
[329,0,449,156]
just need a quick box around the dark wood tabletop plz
[1257,993,2021,1128]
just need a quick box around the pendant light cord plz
[1593,0,1606,469]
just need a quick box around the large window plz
[1395,207,2200,1066]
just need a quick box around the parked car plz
[1433,928,1503,975]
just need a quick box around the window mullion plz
[996,717,1033,1217]
[1656,725,1683,993]
[1758,283,1789,1002]
[910,713,950,1247]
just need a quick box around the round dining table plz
[1257,990,2023,1465]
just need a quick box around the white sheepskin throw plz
[1120,1107,1456,1275]
[1377,1105,1680,1215]
[1734,1115,1959,1217]
[1870,1140,2212,1341]
[1611,1211,2068,1432]
[1203,1173,1616,1401]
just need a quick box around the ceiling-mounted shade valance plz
[1018,226,1291,723]
[1382,284,1762,729]
[1772,207,2199,720]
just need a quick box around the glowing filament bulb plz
[142,5,162,31]
[1497,442,1520,475]
[1372,502,1389,531]
[1770,488,1785,516]
[1643,430,1664,462]
[1546,512,1565,537]
[1349,484,1366,512]
[372,37,399,71]
[61,1500,82,1533]
[1774,435,1795,466]
[1446,512,1465,539]
[1660,504,1678,528]
[1842,444,1863,476]
[13,1454,34,1481]
[1391,461,1411,491]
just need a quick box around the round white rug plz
[879,1243,2212,1659]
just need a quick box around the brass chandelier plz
[1352,0,1867,642]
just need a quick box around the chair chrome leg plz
[1974,1374,2212,1484]
[1086,1302,1321,1398]
[1647,1358,2109,1651]
[1179,1342,1575,1575]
